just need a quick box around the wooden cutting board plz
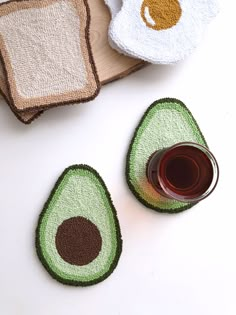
[88,0,145,85]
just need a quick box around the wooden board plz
[88,0,145,85]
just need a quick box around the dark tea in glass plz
[146,142,219,202]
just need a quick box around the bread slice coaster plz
[108,0,219,64]
[88,0,145,84]
[0,61,42,124]
[126,98,208,213]
[0,0,100,112]
[36,165,122,286]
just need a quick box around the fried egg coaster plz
[0,0,100,113]
[0,61,42,124]
[36,165,122,286]
[126,98,208,213]
[108,0,219,64]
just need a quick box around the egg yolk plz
[141,0,182,31]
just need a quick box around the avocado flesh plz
[126,98,207,213]
[36,165,122,286]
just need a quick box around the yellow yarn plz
[141,0,182,31]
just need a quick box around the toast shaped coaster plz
[126,98,208,213]
[108,0,219,64]
[0,0,100,112]
[36,165,122,286]
[0,61,42,124]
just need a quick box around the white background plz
[0,1,235,314]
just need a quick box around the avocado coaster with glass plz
[126,98,219,213]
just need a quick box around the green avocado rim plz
[35,164,122,286]
[126,98,208,214]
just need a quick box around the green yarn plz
[36,165,122,286]
[126,98,208,213]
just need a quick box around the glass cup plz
[146,142,219,202]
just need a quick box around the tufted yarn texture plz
[0,61,42,124]
[0,0,100,112]
[36,165,122,286]
[108,0,219,64]
[126,98,208,213]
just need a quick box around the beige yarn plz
[0,61,41,123]
[0,0,99,112]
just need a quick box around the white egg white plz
[109,0,219,64]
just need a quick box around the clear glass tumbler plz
[146,142,219,202]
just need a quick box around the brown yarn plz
[56,216,102,266]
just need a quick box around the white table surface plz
[0,1,235,314]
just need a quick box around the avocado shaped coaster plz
[126,98,208,213]
[36,165,122,286]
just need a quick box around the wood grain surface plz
[88,0,145,85]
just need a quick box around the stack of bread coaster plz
[0,0,144,124]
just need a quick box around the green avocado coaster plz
[36,165,122,286]
[126,98,208,213]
